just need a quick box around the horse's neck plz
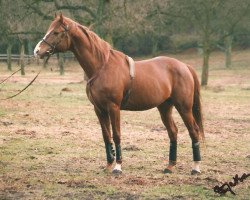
[72,46,98,78]
[70,26,109,79]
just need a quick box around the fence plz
[0,53,75,63]
[0,54,33,61]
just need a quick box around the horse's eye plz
[53,31,59,35]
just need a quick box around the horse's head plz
[34,13,71,58]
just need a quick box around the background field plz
[0,50,250,199]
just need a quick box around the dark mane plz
[62,16,112,65]
[77,23,111,64]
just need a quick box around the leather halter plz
[42,23,69,55]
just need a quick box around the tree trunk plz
[200,3,212,86]
[7,43,12,71]
[27,40,33,65]
[43,57,48,68]
[96,0,105,37]
[201,47,210,86]
[104,0,113,46]
[58,53,64,75]
[20,40,25,76]
[225,35,233,68]
[152,36,158,57]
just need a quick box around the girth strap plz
[127,56,135,79]
[121,56,135,108]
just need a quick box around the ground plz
[0,50,249,199]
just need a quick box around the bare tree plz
[159,0,250,85]
[216,0,250,68]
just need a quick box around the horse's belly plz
[122,103,160,111]
[121,83,171,111]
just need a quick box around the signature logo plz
[213,173,250,195]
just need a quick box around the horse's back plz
[136,56,190,72]
[135,56,194,89]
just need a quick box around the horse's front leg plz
[94,107,115,172]
[108,103,122,174]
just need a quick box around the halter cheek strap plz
[42,38,55,54]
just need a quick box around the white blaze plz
[34,30,52,57]
[34,40,42,56]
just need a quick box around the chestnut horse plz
[34,14,204,175]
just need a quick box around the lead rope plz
[1,71,41,100]
[0,68,21,85]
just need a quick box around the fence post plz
[27,40,33,65]
[19,39,25,75]
[7,43,12,71]
[43,57,48,68]
[58,53,64,75]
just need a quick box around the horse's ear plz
[88,23,95,30]
[59,12,64,23]
[54,13,57,18]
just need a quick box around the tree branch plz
[54,1,96,19]
[23,0,53,20]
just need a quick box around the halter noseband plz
[42,23,69,55]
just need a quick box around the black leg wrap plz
[192,142,201,161]
[115,144,122,163]
[169,141,177,164]
[105,143,115,164]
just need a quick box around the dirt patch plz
[124,177,148,185]
[57,180,97,189]
[61,87,72,92]
[123,145,141,151]
[15,129,36,137]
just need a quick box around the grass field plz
[0,50,250,199]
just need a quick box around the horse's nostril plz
[34,49,40,56]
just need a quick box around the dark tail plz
[187,65,205,141]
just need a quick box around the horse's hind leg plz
[158,100,178,174]
[176,107,202,175]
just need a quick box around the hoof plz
[191,169,201,175]
[112,169,122,175]
[163,168,173,174]
[103,164,113,173]
[103,168,112,173]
